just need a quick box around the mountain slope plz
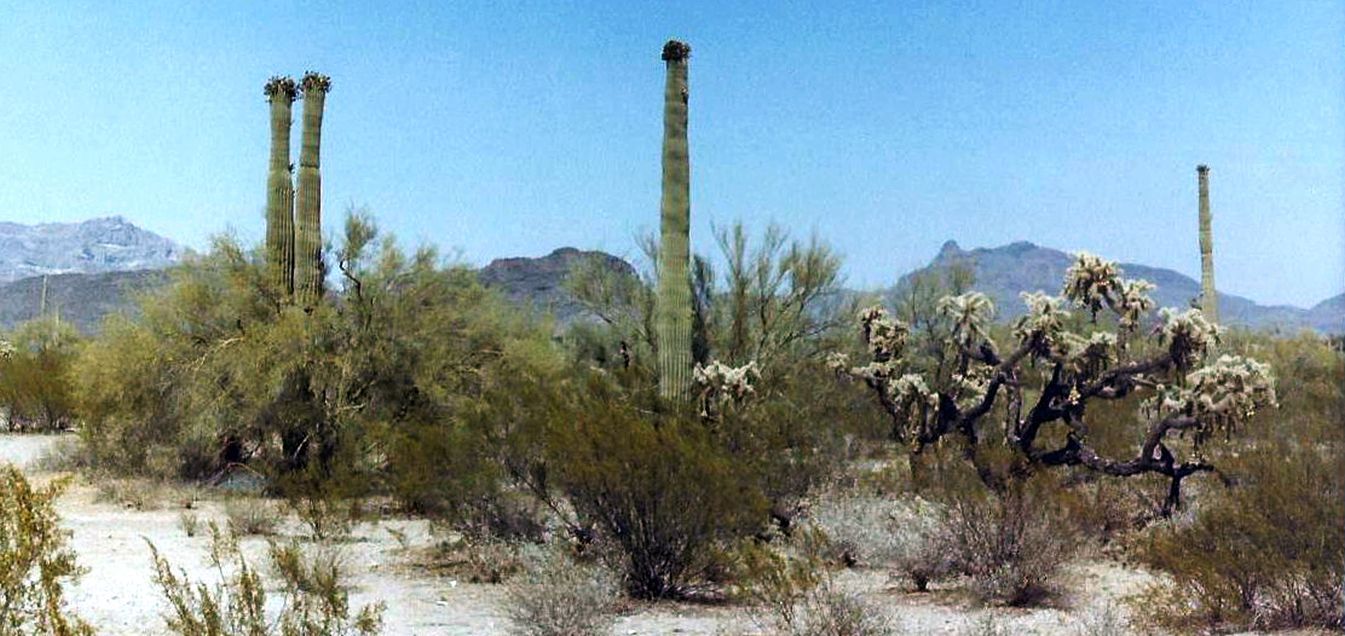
[0,269,167,333]
[0,216,183,283]
[900,241,1341,333]
[478,247,636,326]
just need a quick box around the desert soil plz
[0,433,1291,635]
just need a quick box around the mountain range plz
[0,218,1338,334]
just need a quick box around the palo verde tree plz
[828,251,1277,514]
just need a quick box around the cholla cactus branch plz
[693,360,759,419]
[830,251,1275,514]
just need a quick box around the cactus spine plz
[656,40,693,403]
[295,72,331,308]
[1197,165,1217,323]
[264,76,298,299]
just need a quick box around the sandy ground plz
[0,433,1296,635]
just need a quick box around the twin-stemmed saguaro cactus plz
[294,72,331,308]
[1197,165,1218,323]
[656,40,693,403]
[264,76,298,298]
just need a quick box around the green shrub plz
[0,466,93,636]
[0,317,80,432]
[548,380,768,599]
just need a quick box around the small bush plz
[1134,439,1344,631]
[224,497,281,536]
[504,546,619,636]
[736,530,895,636]
[942,484,1075,606]
[1070,602,1129,636]
[0,466,93,635]
[149,522,384,636]
[957,613,1007,636]
[94,477,164,510]
[419,534,525,584]
[548,386,767,599]
[178,511,200,537]
[811,494,951,591]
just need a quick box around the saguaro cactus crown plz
[295,72,331,308]
[656,40,693,403]
[264,76,298,299]
[1197,165,1217,323]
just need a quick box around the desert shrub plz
[223,497,281,536]
[94,477,166,510]
[504,546,619,636]
[1132,332,1344,632]
[1069,602,1129,636]
[810,494,950,591]
[0,317,80,432]
[1135,439,1344,631]
[0,466,93,635]
[547,378,768,599]
[419,534,525,584]
[179,511,201,537]
[941,481,1076,606]
[735,530,895,636]
[149,522,384,636]
[957,613,1007,636]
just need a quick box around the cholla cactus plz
[1012,292,1071,348]
[1156,307,1220,368]
[0,340,13,360]
[858,306,908,360]
[937,292,994,347]
[829,250,1275,515]
[693,360,760,417]
[1143,355,1277,441]
[1114,278,1156,329]
[1062,252,1121,317]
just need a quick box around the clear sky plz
[0,1,1340,307]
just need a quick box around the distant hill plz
[478,247,637,327]
[899,240,1343,333]
[0,216,183,283]
[0,269,167,332]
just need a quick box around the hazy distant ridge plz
[899,240,1343,334]
[0,216,183,283]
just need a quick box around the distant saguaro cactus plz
[656,40,693,403]
[295,72,331,308]
[1197,165,1217,323]
[264,76,298,299]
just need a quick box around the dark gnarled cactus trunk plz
[656,41,693,403]
[263,76,297,300]
[295,72,331,308]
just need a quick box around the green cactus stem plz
[1197,165,1217,323]
[264,76,298,299]
[295,72,331,308]
[656,40,693,403]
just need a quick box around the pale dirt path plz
[4,433,1254,635]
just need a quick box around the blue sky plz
[0,1,1340,306]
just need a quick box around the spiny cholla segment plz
[1061,252,1155,329]
[937,292,994,347]
[1143,354,1277,435]
[1012,291,1071,348]
[859,306,908,360]
[0,340,13,359]
[1156,307,1220,368]
[694,360,760,417]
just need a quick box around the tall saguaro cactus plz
[264,76,298,299]
[656,40,693,403]
[1197,165,1218,323]
[295,72,331,308]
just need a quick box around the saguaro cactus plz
[295,72,331,308]
[656,40,693,403]
[1197,165,1217,322]
[264,76,298,299]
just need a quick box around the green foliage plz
[0,467,93,636]
[547,376,768,599]
[149,522,384,636]
[0,316,80,432]
[1133,332,1344,632]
